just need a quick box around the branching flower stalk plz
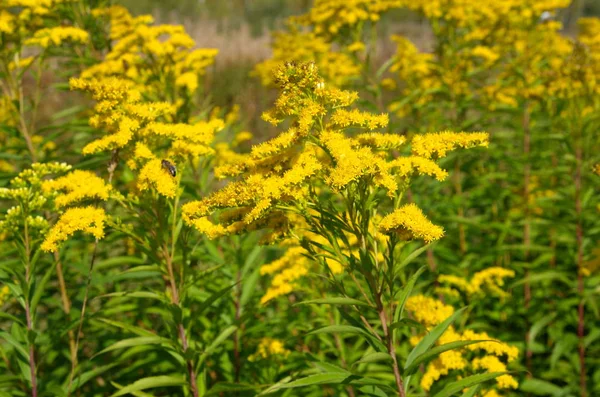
[22,218,38,397]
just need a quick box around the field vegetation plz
[0,1,599,396]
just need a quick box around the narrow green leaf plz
[93,318,155,337]
[197,283,238,315]
[93,336,175,358]
[110,375,187,397]
[0,331,28,360]
[199,325,237,363]
[394,266,426,323]
[404,340,490,375]
[461,384,481,397]
[432,372,508,397]
[67,363,118,392]
[308,325,386,351]
[206,382,258,396]
[296,297,372,307]
[95,291,167,303]
[519,378,563,396]
[0,311,24,325]
[397,245,430,271]
[30,261,57,314]
[405,307,467,370]
[352,352,392,367]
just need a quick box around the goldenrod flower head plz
[42,170,111,208]
[0,285,9,307]
[294,0,402,39]
[137,159,177,198]
[24,26,89,48]
[411,132,489,159]
[379,203,444,243]
[405,295,454,328]
[321,130,397,193]
[248,338,291,361]
[328,109,389,129]
[461,330,519,362]
[41,206,106,252]
[387,156,448,181]
[472,356,518,389]
[1,163,71,235]
[469,267,515,298]
[253,30,361,88]
[354,132,406,150]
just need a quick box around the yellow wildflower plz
[328,109,389,129]
[25,26,89,48]
[354,132,406,150]
[137,159,177,198]
[0,285,10,306]
[411,132,489,159]
[379,203,444,243]
[248,338,291,361]
[405,294,454,328]
[472,356,518,389]
[41,206,106,252]
[42,170,111,208]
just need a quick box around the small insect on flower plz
[161,159,177,177]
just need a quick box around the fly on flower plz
[161,159,177,177]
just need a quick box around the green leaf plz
[461,384,481,397]
[30,261,57,314]
[405,307,467,371]
[0,311,24,325]
[404,340,490,375]
[394,266,426,323]
[206,382,259,396]
[109,375,187,396]
[0,331,28,360]
[67,363,118,392]
[296,297,372,307]
[432,372,508,397]
[397,244,431,271]
[511,271,571,288]
[93,318,155,337]
[199,325,237,364]
[352,352,392,367]
[308,325,386,352]
[93,336,175,358]
[528,313,557,346]
[259,373,393,395]
[519,378,563,396]
[197,283,238,315]
[95,291,167,303]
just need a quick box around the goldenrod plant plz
[1,0,599,396]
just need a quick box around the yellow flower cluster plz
[41,206,106,252]
[1,0,85,57]
[0,162,71,234]
[379,204,444,243]
[0,285,9,307]
[293,0,403,38]
[406,295,519,392]
[71,76,222,197]
[137,159,178,199]
[260,246,310,304]
[24,26,89,48]
[184,63,486,243]
[80,6,218,101]
[472,356,518,389]
[405,295,454,329]
[248,338,291,362]
[42,170,111,208]
[438,267,516,299]
[411,132,490,159]
[253,29,361,88]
